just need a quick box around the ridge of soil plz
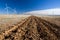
[0,16,60,40]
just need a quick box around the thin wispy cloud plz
[25,8,60,15]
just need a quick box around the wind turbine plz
[4,3,10,15]
[4,3,17,15]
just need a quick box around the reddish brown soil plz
[0,16,60,40]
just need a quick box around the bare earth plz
[0,15,30,33]
[0,15,60,40]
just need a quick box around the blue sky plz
[0,0,60,14]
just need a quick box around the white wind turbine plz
[4,3,17,15]
[4,3,10,15]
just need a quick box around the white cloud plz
[25,8,60,15]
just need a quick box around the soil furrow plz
[0,16,60,40]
